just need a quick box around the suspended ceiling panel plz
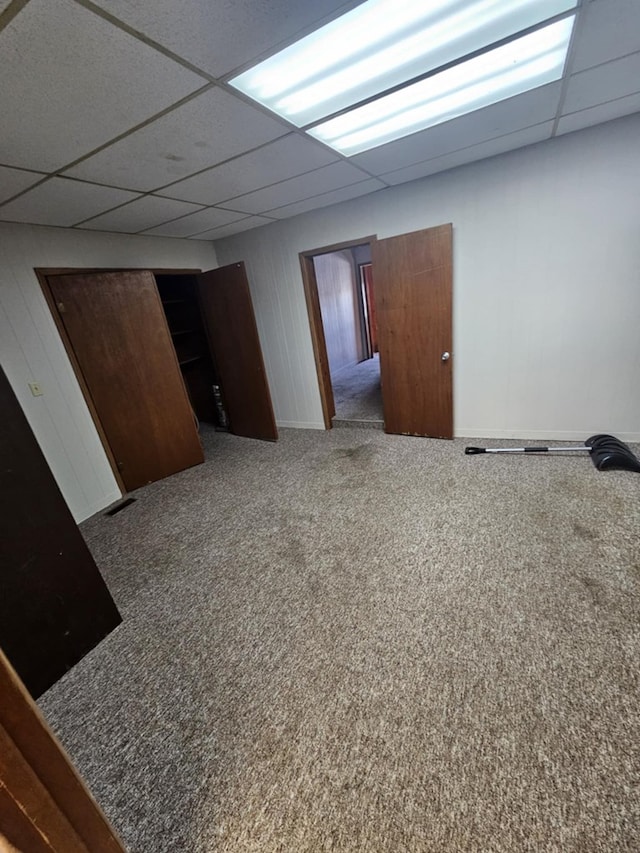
[189,216,277,241]
[143,208,247,238]
[0,0,206,172]
[264,178,386,219]
[571,0,640,72]
[0,166,46,205]
[64,88,289,191]
[379,123,555,186]
[90,0,361,78]
[159,134,339,205]
[0,178,140,226]
[79,196,204,233]
[562,51,640,114]
[221,162,374,215]
[0,0,639,238]
[556,91,640,135]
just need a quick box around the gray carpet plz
[39,427,640,852]
[331,355,383,426]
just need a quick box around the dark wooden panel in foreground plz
[0,367,122,699]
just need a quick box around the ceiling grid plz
[0,0,638,239]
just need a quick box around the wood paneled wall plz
[314,250,364,377]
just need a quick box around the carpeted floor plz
[331,355,383,426]
[39,426,640,852]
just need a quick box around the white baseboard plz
[277,420,326,430]
[455,428,640,442]
[75,488,123,523]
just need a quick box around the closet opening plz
[35,263,276,494]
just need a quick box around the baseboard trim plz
[455,429,640,443]
[277,420,326,430]
[75,488,123,523]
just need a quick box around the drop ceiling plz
[0,0,639,241]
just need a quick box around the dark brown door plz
[48,271,204,490]
[372,224,453,438]
[198,263,277,441]
[0,367,121,699]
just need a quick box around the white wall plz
[314,250,363,376]
[0,224,217,522]
[214,114,640,441]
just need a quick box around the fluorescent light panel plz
[310,18,575,155]
[229,0,577,129]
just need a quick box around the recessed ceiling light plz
[309,17,575,155]
[229,0,577,130]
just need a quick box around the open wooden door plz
[0,367,121,699]
[372,224,453,438]
[0,648,126,852]
[48,271,204,491]
[198,263,277,441]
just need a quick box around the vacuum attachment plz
[465,434,640,473]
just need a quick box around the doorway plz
[300,224,454,438]
[299,236,383,430]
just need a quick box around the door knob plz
[441,351,450,361]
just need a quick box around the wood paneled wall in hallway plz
[314,250,364,377]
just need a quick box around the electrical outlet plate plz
[28,382,43,397]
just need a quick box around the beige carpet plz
[331,354,383,425]
[39,427,640,852]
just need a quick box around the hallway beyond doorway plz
[332,354,383,429]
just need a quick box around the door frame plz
[35,268,202,493]
[299,236,377,430]
[0,647,126,852]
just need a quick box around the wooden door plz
[0,367,121,699]
[372,224,453,438]
[48,271,204,491]
[198,263,277,441]
[0,648,126,852]
[362,263,378,353]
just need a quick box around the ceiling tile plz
[351,82,562,175]
[189,216,276,240]
[79,196,204,233]
[219,162,373,214]
[562,52,640,115]
[91,0,360,78]
[571,0,640,73]
[0,0,206,172]
[556,93,640,136]
[264,179,385,219]
[0,166,47,204]
[158,134,339,205]
[380,123,554,186]
[142,207,246,237]
[65,87,288,192]
[0,178,139,226]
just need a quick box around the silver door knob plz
[441,351,450,361]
